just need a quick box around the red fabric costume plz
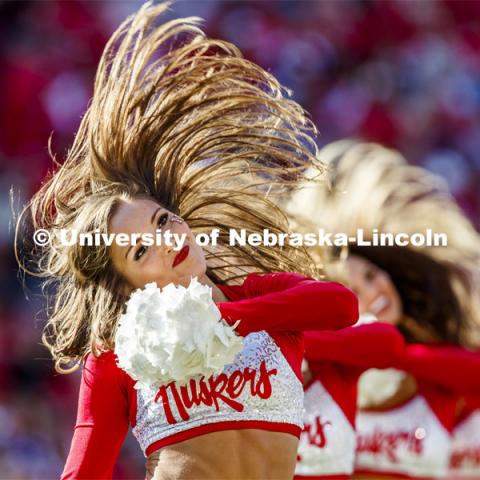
[60,272,358,479]
[355,343,480,479]
[295,322,404,479]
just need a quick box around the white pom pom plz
[114,277,244,389]
[357,368,407,408]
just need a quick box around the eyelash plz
[134,213,169,261]
[157,213,169,228]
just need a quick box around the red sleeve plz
[398,344,480,393]
[216,272,358,337]
[304,323,405,369]
[217,272,311,300]
[60,352,130,479]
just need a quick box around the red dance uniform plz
[60,272,358,479]
[295,323,404,479]
[355,344,480,479]
[450,392,480,478]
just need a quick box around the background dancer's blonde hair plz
[14,1,325,374]
[286,139,480,347]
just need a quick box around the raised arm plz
[60,352,131,479]
[304,322,405,369]
[217,272,358,337]
[398,344,480,393]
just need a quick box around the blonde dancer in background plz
[286,140,480,479]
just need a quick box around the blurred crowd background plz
[0,0,479,477]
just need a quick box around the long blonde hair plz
[14,2,325,373]
[286,139,480,346]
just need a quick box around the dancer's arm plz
[303,323,405,368]
[60,352,130,479]
[217,272,358,336]
[399,344,480,393]
[218,271,312,299]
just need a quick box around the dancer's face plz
[346,254,403,325]
[109,197,206,294]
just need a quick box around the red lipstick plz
[172,245,189,268]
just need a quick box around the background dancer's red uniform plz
[450,392,480,479]
[295,322,404,480]
[355,344,480,479]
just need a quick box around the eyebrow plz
[150,207,162,224]
[124,207,163,260]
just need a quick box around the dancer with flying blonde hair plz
[15,3,358,479]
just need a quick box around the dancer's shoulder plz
[83,350,124,381]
